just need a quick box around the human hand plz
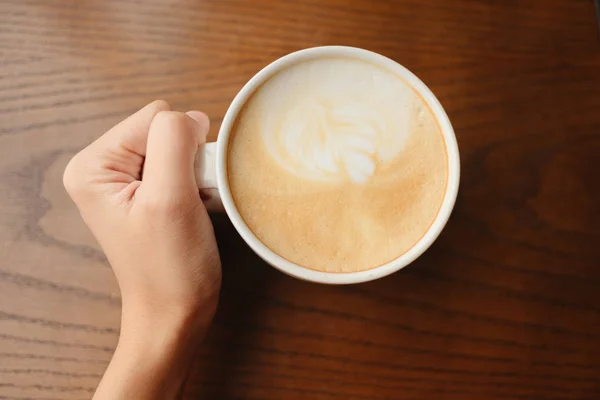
[63,100,221,399]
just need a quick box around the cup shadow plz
[182,197,465,400]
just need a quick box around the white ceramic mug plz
[194,46,460,285]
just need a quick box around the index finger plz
[90,100,171,158]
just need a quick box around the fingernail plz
[186,111,210,139]
[186,111,209,125]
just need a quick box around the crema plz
[227,57,448,273]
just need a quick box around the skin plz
[63,100,222,400]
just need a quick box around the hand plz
[63,100,222,399]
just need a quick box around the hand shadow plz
[182,213,278,400]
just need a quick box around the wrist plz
[120,288,218,333]
[102,301,209,400]
[119,298,213,348]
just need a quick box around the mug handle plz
[194,142,224,212]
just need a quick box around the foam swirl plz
[228,57,449,273]
[255,59,416,184]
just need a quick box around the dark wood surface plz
[1,1,600,399]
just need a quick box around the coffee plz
[227,57,448,273]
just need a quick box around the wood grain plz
[1,0,600,399]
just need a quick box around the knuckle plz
[62,150,98,205]
[62,153,86,198]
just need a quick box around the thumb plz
[138,111,209,202]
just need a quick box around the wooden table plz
[1,1,600,399]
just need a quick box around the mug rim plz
[215,46,460,284]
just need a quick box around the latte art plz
[257,59,415,184]
[228,57,448,273]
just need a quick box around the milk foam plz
[228,57,448,273]
[255,59,415,184]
